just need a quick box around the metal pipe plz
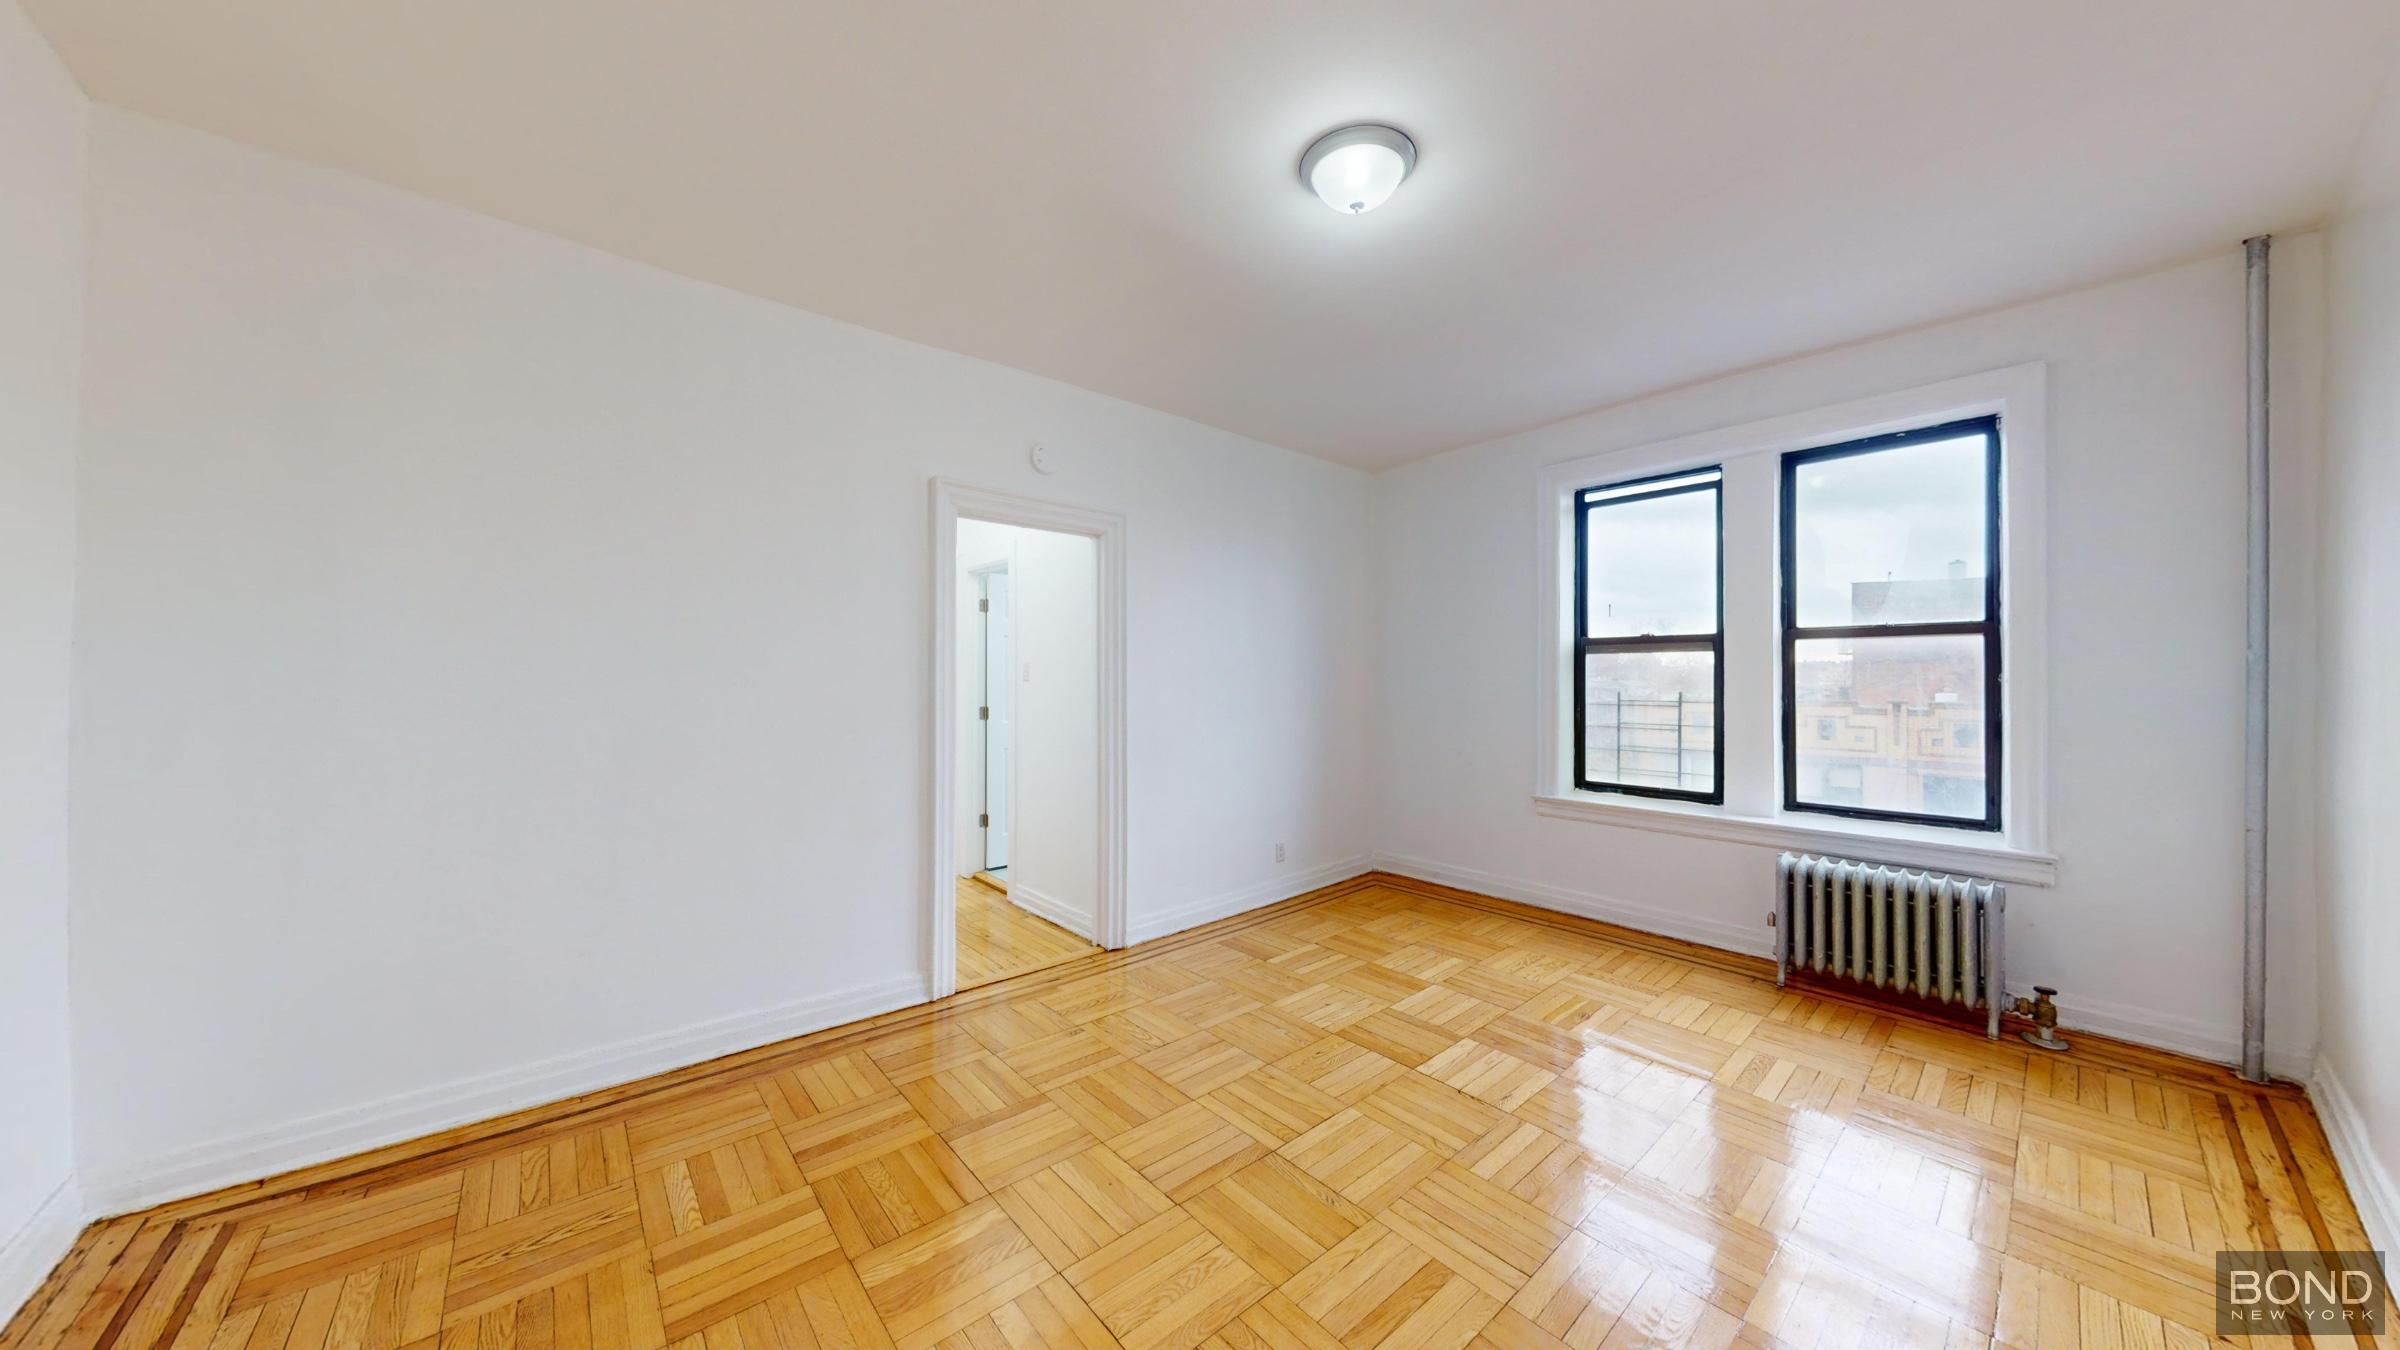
[2240,235,2271,1084]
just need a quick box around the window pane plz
[1585,486,1717,637]
[1792,432,1989,627]
[1791,634,1988,821]
[1583,649,1715,795]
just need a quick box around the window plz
[1536,367,2048,880]
[1573,467,1722,802]
[1781,416,2001,829]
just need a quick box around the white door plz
[981,570,1011,871]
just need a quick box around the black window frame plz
[1573,466,1725,805]
[1779,415,2003,831]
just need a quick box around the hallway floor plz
[955,875,1099,992]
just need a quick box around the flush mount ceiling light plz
[1299,124,1416,215]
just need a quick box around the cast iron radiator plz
[1774,851,2005,1039]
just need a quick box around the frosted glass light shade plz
[1300,125,1416,214]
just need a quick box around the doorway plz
[938,492,1120,994]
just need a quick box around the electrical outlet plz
[1275,843,1286,864]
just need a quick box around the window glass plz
[1784,419,2000,829]
[1791,633,1988,823]
[1583,650,1716,796]
[1790,433,1988,627]
[1585,487,1717,638]
[1577,468,1721,802]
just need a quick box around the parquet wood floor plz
[8,874,2390,1350]
[957,877,1101,992]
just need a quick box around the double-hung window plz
[1541,367,2046,876]
[1573,468,1723,803]
[1781,417,2001,830]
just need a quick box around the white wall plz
[68,110,1374,1208]
[2317,60,2400,1253]
[0,0,87,1315]
[1006,527,1100,938]
[1373,246,2325,1074]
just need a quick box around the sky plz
[1583,432,1988,636]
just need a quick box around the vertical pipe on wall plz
[2240,234,2271,1084]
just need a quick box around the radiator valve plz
[2009,986,2070,1053]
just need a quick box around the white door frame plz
[928,479,1128,997]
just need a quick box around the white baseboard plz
[1370,850,1773,958]
[0,1174,84,1330]
[1005,884,1097,943]
[2033,996,2320,1081]
[2015,987,2291,1076]
[80,973,930,1217]
[1127,856,1373,946]
[1369,850,2327,1078]
[2312,1056,2400,1257]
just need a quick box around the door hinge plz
[979,706,989,720]
[979,813,990,828]
[979,598,989,612]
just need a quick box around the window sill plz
[1531,792,2057,886]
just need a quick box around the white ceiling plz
[28,1,2400,469]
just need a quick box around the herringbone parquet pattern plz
[6,875,2388,1350]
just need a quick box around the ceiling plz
[28,1,2400,470]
